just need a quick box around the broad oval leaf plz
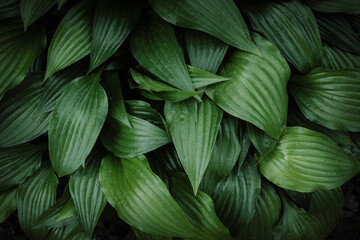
[304,0,360,14]
[149,0,259,55]
[17,164,58,240]
[259,127,360,192]
[290,68,360,132]
[99,154,195,238]
[206,33,290,139]
[20,0,57,30]
[322,43,360,70]
[164,97,223,194]
[242,0,322,73]
[0,72,51,148]
[89,0,141,72]
[0,143,45,191]
[49,73,108,177]
[0,188,17,223]
[45,0,93,79]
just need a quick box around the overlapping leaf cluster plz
[1,0,360,239]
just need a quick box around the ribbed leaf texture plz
[322,43,360,70]
[0,0,20,19]
[304,0,360,14]
[20,0,57,30]
[247,123,278,160]
[0,188,17,223]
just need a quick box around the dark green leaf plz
[322,43,360,69]
[238,123,251,167]
[132,227,173,240]
[304,0,360,14]
[247,123,278,161]
[187,65,230,89]
[286,190,312,210]
[147,143,183,173]
[20,0,57,30]
[57,0,67,9]
[124,100,165,129]
[0,188,17,223]
[0,0,20,19]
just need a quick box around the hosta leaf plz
[211,156,261,236]
[238,123,251,167]
[57,0,67,9]
[149,0,259,55]
[242,0,322,73]
[46,220,79,240]
[316,13,360,55]
[0,188,17,223]
[89,0,141,72]
[186,30,228,74]
[259,127,360,192]
[124,100,165,129]
[57,198,76,221]
[235,181,281,240]
[170,173,232,240]
[187,65,230,89]
[0,72,51,148]
[45,0,93,79]
[147,144,183,173]
[285,190,312,210]
[322,43,360,70]
[206,33,290,140]
[200,116,241,195]
[129,14,194,92]
[69,151,107,237]
[247,123,278,160]
[0,0,20,19]
[20,0,57,30]
[273,191,324,240]
[309,188,344,235]
[17,164,58,240]
[290,68,360,132]
[304,0,360,14]
[0,22,46,99]
[0,143,45,192]
[49,73,108,177]
[132,227,173,240]
[99,154,194,238]
[164,97,223,194]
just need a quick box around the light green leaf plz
[304,0,360,14]
[0,143,45,192]
[206,33,290,140]
[99,154,195,238]
[49,73,108,177]
[170,173,232,240]
[132,228,173,240]
[45,0,93,79]
[0,22,46,99]
[129,14,194,92]
[20,0,57,30]
[247,123,278,161]
[187,65,230,89]
[149,0,259,55]
[69,151,107,237]
[17,164,58,240]
[0,0,20,19]
[0,188,17,223]
[259,127,360,192]
[57,198,76,221]
[89,0,141,72]
[290,68,360,132]
[186,30,228,74]
[211,156,261,236]
[242,0,322,73]
[165,97,223,194]
[0,72,51,148]
[322,43,360,70]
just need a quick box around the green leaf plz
[17,164,59,240]
[0,0,20,19]
[286,190,312,210]
[57,0,67,9]
[0,188,17,223]
[242,0,322,73]
[57,198,76,221]
[45,0,93,79]
[170,173,232,240]
[186,30,228,74]
[0,72,51,148]
[165,97,223,194]
[238,123,251,167]
[247,123,278,161]
[125,100,166,129]
[89,0,141,72]
[132,228,173,240]
[322,43,360,70]
[309,188,344,235]
[0,22,46,99]
[20,0,57,30]
[316,13,360,55]
[259,127,360,192]
[69,151,107,237]
[206,33,290,140]
[304,0,360,14]
[199,116,241,195]
[235,181,281,240]
[290,68,360,132]
[0,143,45,192]
[187,65,230,89]
[49,73,108,177]
[211,156,261,236]
[149,0,259,55]
[147,144,183,174]
[99,154,195,238]
[273,191,325,240]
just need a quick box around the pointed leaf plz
[322,43,360,70]
[164,97,223,194]
[99,154,194,238]
[89,0,141,72]
[124,100,165,129]
[20,0,57,30]
[206,33,290,139]
[45,0,93,79]
[242,0,322,73]
[304,0,360,14]
[187,65,230,89]
[49,73,108,177]
[290,68,360,132]
[57,198,76,221]
[57,0,67,9]
[0,188,17,223]
[259,127,360,192]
